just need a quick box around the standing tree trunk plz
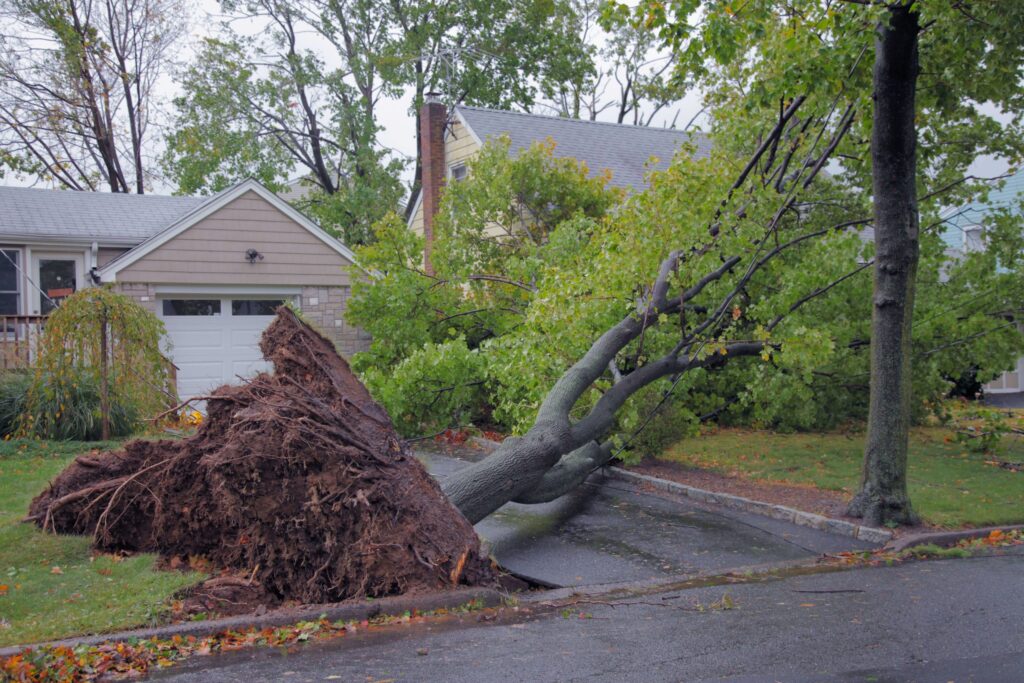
[847,3,921,527]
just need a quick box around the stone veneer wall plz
[117,283,159,315]
[300,286,371,357]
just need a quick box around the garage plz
[96,180,370,400]
[160,295,295,400]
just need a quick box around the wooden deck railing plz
[0,315,47,370]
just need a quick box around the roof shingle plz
[455,105,712,190]
[0,186,208,244]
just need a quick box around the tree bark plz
[847,3,921,527]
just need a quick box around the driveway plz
[421,450,874,588]
[984,391,1024,409]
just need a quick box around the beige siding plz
[97,248,128,267]
[409,118,481,235]
[117,191,353,286]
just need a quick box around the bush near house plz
[16,288,172,441]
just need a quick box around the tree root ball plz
[28,308,496,603]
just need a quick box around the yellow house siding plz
[409,118,481,236]
[117,191,353,286]
[446,118,479,167]
[409,198,426,235]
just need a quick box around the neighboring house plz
[943,170,1024,398]
[0,179,369,400]
[406,94,711,269]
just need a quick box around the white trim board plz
[154,285,303,296]
[405,189,424,230]
[99,179,365,281]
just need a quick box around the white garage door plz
[160,297,290,401]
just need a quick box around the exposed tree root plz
[29,308,495,603]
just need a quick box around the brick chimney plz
[419,92,447,275]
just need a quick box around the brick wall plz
[301,286,371,357]
[419,94,447,275]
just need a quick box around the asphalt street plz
[152,551,1024,682]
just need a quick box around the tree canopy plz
[349,125,1023,448]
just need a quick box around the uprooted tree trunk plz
[29,308,494,603]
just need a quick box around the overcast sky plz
[2,1,1007,194]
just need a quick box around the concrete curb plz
[885,524,1024,553]
[0,587,504,658]
[515,556,832,605]
[607,467,894,545]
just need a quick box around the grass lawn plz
[0,439,202,648]
[656,425,1024,529]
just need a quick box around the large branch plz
[512,441,615,504]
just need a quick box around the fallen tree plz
[30,95,1018,599]
[441,96,871,523]
[29,309,494,603]
[30,98,873,596]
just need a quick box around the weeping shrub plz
[19,287,172,441]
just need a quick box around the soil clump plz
[29,308,495,603]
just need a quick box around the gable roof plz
[0,185,207,245]
[405,105,714,224]
[454,105,712,190]
[100,179,360,279]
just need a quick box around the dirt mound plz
[29,308,495,603]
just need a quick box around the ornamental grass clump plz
[0,370,30,437]
[19,287,172,441]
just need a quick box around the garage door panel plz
[165,329,225,350]
[160,295,292,402]
[176,375,227,397]
[229,328,269,351]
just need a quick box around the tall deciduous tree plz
[850,2,921,525]
[629,0,1024,525]
[539,0,690,126]
[162,0,595,242]
[0,0,186,192]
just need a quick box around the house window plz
[231,299,285,316]
[965,227,985,253]
[449,163,468,182]
[0,250,19,315]
[38,258,76,315]
[162,299,221,316]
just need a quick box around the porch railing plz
[0,315,47,371]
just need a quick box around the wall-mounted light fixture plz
[245,248,264,264]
